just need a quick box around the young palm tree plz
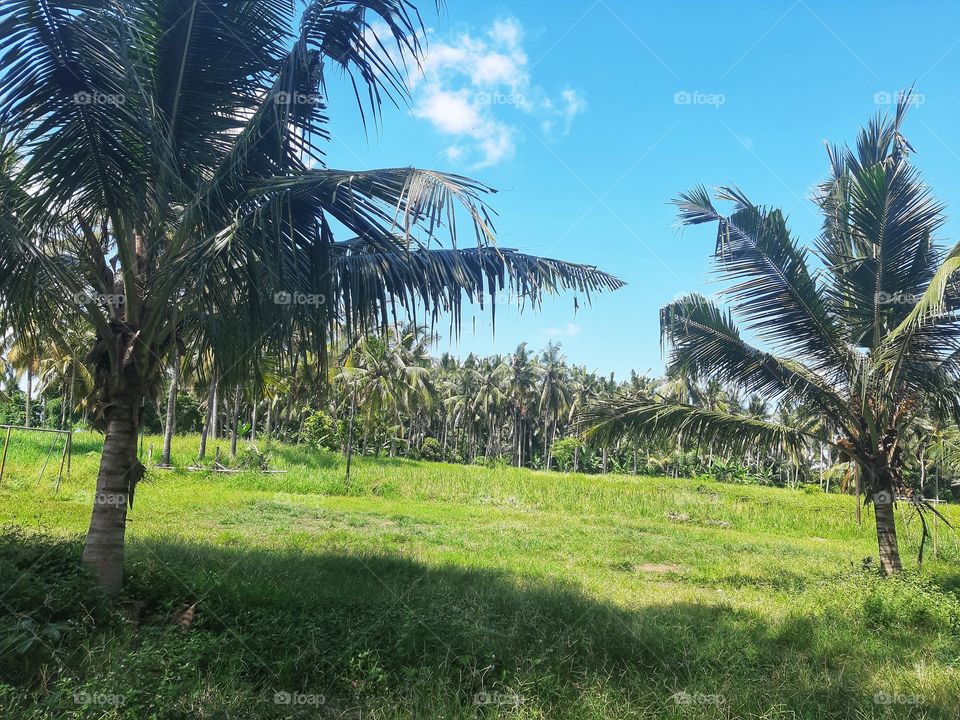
[0,0,621,591]
[585,98,960,575]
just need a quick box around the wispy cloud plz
[411,18,587,168]
[544,323,582,338]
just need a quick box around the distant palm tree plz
[538,342,570,470]
[506,343,538,467]
[0,0,621,591]
[586,98,960,575]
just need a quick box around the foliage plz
[303,410,341,451]
[0,530,110,685]
[419,437,443,462]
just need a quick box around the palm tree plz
[538,342,570,470]
[0,0,621,591]
[506,343,538,467]
[585,98,960,575]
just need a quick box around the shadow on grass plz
[4,528,958,718]
[104,537,959,719]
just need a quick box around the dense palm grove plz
[5,323,959,504]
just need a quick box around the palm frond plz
[661,294,854,431]
[673,186,847,375]
[582,394,813,457]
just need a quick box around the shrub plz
[302,410,340,451]
[419,437,443,462]
[551,437,581,472]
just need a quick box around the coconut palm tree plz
[0,0,621,591]
[585,98,960,575]
[506,343,538,467]
[538,342,570,470]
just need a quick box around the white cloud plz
[411,17,586,168]
[544,323,581,338]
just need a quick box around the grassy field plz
[2,430,960,719]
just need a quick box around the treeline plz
[6,324,956,498]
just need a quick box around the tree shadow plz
[104,537,960,719]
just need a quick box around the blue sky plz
[325,0,960,379]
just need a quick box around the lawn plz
[2,430,960,719]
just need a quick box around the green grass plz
[2,431,960,719]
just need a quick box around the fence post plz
[0,426,12,482]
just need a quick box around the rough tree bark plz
[81,367,144,593]
[868,462,903,576]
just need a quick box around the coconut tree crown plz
[585,94,960,574]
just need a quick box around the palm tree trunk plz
[264,401,272,442]
[161,353,178,466]
[345,391,357,481]
[82,372,143,593]
[230,386,240,458]
[198,370,217,460]
[61,377,69,429]
[250,399,257,442]
[24,369,32,427]
[874,497,902,575]
[211,380,219,440]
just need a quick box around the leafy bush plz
[302,410,340,451]
[551,437,581,472]
[419,437,443,462]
